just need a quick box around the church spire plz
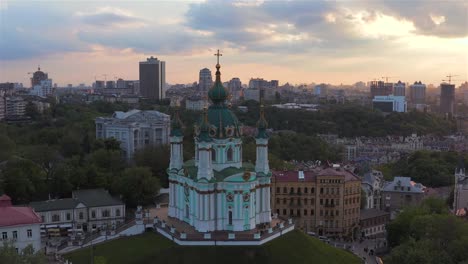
[198,107,212,142]
[208,49,229,105]
[170,108,184,137]
[256,104,269,139]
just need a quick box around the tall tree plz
[112,167,160,207]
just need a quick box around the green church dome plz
[195,51,242,141]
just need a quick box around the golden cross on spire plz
[214,49,222,65]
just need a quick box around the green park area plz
[65,230,361,264]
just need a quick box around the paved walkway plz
[325,237,386,264]
[151,207,282,236]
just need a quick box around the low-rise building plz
[271,166,361,238]
[359,209,390,238]
[361,170,384,210]
[244,88,261,102]
[382,177,425,214]
[5,96,26,119]
[0,96,5,120]
[373,95,407,113]
[95,109,170,159]
[30,189,125,236]
[0,195,42,253]
[185,95,207,111]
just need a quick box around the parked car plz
[318,236,331,244]
[307,232,317,237]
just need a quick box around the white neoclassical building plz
[168,57,272,232]
[0,195,42,253]
[95,109,170,159]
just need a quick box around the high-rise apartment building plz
[139,56,166,100]
[247,78,279,101]
[440,83,455,115]
[370,81,393,98]
[393,81,405,96]
[271,167,361,237]
[198,68,213,91]
[30,67,48,87]
[31,79,53,97]
[410,81,426,104]
[228,78,242,100]
[314,84,328,98]
[105,81,115,89]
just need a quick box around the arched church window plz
[212,148,216,161]
[228,210,233,225]
[239,145,242,162]
[227,147,233,161]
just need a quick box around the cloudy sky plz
[0,0,467,86]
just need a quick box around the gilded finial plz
[214,49,222,67]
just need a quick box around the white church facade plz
[168,55,272,232]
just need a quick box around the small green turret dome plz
[197,108,213,142]
[170,109,184,137]
[256,105,269,139]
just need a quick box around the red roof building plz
[0,194,42,227]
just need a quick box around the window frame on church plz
[211,148,216,162]
[227,147,233,162]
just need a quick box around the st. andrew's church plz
[168,53,272,232]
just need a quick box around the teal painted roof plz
[181,160,255,182]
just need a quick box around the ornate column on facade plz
[196,108,214,181]
[168,109,184,218]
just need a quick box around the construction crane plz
[442,74,459,84]
[381,76,398,83]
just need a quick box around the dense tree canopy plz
[237,101,456,137]
[0,102,162,206]
[0,99,456,206]
[0,242,47,264]
[385,198,468,264]
[377,151,463,187]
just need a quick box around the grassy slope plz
[66,230,361,264]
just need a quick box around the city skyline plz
[0,0,467,86]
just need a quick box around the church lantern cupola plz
[169,108,184,170]
[255,104,270,175]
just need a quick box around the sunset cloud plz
[0,0,466,86]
